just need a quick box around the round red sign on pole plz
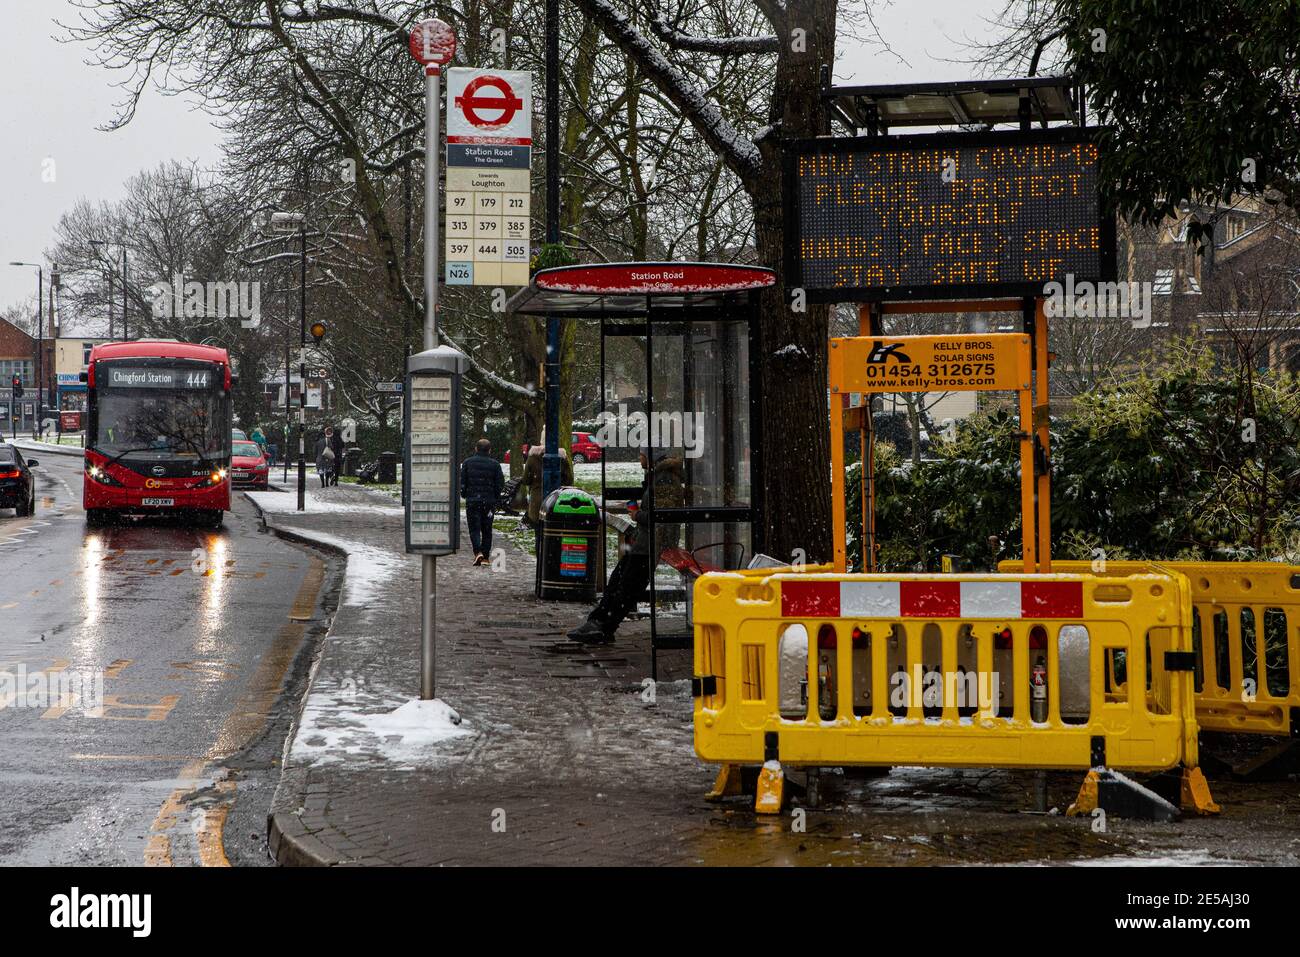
[455,75,525,128]
[408,19,456,66]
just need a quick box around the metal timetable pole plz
[410,19,456,701]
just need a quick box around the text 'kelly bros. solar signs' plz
[830,333,1031,393]
[445,68,532,288]
[788,128,1114,301]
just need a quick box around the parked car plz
[0,443,39,516]
[230,440,270,490]
[503,432,603,465]
[570,431,603,463]
[232,428,248,441]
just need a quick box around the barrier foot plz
[1180,767,1221,815]
[1066,770,1100,817]
[754,761,785,815]
[1231,738,1300,783]
[1067,769,1180,822]
[705,764,744,802]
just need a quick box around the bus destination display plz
[104,366,214,390]
[788,128,1113,301]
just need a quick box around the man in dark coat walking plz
[460,437,505,565]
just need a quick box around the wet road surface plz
[0,449,339,865]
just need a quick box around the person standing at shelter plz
[522,430,573,528]
[460,438,505,566]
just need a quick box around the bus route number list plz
[793,135,1108,299]
[408,379,454,551]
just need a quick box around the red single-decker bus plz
[83,340,234,527]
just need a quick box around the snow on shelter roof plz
[506,262,775,316]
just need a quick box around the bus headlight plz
[86,462,124,487]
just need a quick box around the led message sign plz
[787,128,1114,301]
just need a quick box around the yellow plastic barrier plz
[694,568,1202,777]
[1020,561,1300,736]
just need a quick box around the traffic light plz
[10,375,21,398]
[309,320,327,344]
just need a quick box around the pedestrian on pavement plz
[251,424,267,453]
[567,446,684,645]
[460,437,504,566]
[314,428,337,488]
[328,426,345,486]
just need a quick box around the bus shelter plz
[507,262,771,673]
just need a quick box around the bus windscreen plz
[94,369,226,461]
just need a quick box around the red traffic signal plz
[10,374,21,398]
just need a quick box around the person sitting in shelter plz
[567,445,684,645]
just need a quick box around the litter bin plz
[344,447,362,477]
[537,487,600,602]
[377,451,398,484]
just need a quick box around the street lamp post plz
[8,263,42,438]
[271,210,309,511]
[121,247,129,340]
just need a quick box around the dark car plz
[0,444,39,516]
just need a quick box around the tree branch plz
[566,0,763,185]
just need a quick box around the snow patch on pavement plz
[289,528,407,606]
[292,688,473,769]
[246,490,407,606]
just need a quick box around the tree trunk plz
[752,159,832,562]
[749,0,837,563]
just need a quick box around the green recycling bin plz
[537,487,600,602]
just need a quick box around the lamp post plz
[8,262,42,438]
[271,210,308,511]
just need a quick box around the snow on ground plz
[291,685,473,769]
[246,489,407,606]
[1067,849,1245,867]
[574,461,643,484]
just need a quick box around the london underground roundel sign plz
[408,19,456,67]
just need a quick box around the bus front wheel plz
[199,509,224,529]
[85,508,108,527]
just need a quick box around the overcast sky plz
[0,0,1004,314]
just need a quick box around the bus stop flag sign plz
[444,68,533,289]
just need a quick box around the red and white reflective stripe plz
[780,580,1083,620]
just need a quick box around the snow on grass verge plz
[247,487,401,515]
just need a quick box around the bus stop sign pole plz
[409,19,457,700]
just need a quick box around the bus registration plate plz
[141,497,175,507]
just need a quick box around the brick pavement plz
[254,485,1300,866]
